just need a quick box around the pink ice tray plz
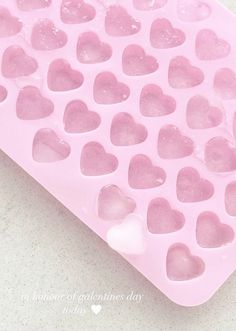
[1,0,236,306]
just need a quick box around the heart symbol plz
[147,198,185,234]
[177,0,211,22]
[196,29,230,61]
[166,244,205,281]
[64,100,100,133]
[133,0,167,10]
[168,56,204,89]
[177,167,214,202]
[186,95,223,129]
[17,0,52,10]
[77,31,112,64]
[61,0,95,24]
[158,125,194,159]
[225,182,236,216]
[32,128,71,163]
[91,304,102,315]
[140,84,176,117]
[111,113,147,146]
[2,45,38,79]
[196,212,234,248]
[105,5,141,36]
[48,59,84,91]
[0,85,7,102]
[128,154,166,189]
[94,72,130,104]
[150,18,185,49]
[205,137,236,172]
[0,6,22,37]
[31,19,67,50]
[16,86,54,120]
[106,214,146,255]
[122,45,158,76]
[214,68,236,100]
[80,142,118,176]
[98,185,136,220]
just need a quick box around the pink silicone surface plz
[0,0,236,306]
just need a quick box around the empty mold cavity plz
[105,5,141,36]
[77,32,112,64]
[225,182,236,216]
[122,45,158,76]
[168,56,204,89]
[0,86,7,102]
[48,59,83,91]
[98,185,136,220]
[80,142,118,176]
[128,154,166,189]
[94,72,130,104]
[64,100,100,133]
[214,68,236,100]
[133,0,167,10]
[0,6,22,37]
[32,128,71,163]
[16,86,54,120]
[61,0,95,24]
[177,0,211,22]
[166,244,205,281]
[196,212,234,248]
[31,19,67,51]
[17,0,52,10]
[205,137,236,172]
[177,167,214,203]
[140,84,176,117]
[2,45,38,78]
[158,125,194,159]
[186,95,223,129]
[111,113,147,146]
[147,198,185,234]
[150,18,185,49]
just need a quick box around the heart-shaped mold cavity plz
[214,68,236,100]
[128,154,166,189]
[150,18,185,49]
[177,167,214,203]
[225,182,236,216]
[177,0,211,22]
[205,137,236,173]
[94,72,130,104]
[48,59,83,91]
[2,45,38,78]
[17,0,52,10]
[63,100,100,133]
[133,0,167,10]
[32,128,71,163]
[98,185,136,220]
[196,212,234,248]
[0,86,7,102]
[122,45,158,76]
[233,113,236,139]
[111,113,147,146]
[169,56,204,89]
[105,5,141,36]
[77,32,112,64]
[107,214,146,255]
[31,19,67,51]
[0,6,22,38]
[147,198,185,234]
[61,0,95,24]
[140,84,176,117]
[158,125,194,159]
[80,142,118,176]
[167,244,205,281]
[16,86,54,120]
[196,29,231,61]
[186,95,223,129]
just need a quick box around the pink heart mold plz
[0,6,22,37]
[133,0,167,10]
[0,85,7,102]
[17,0,52,10]
[225,182,236,216]
[61,0,95,24]
[214,68,236,100]
[177,0,211,22]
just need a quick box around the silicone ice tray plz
[1,0,236,306]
